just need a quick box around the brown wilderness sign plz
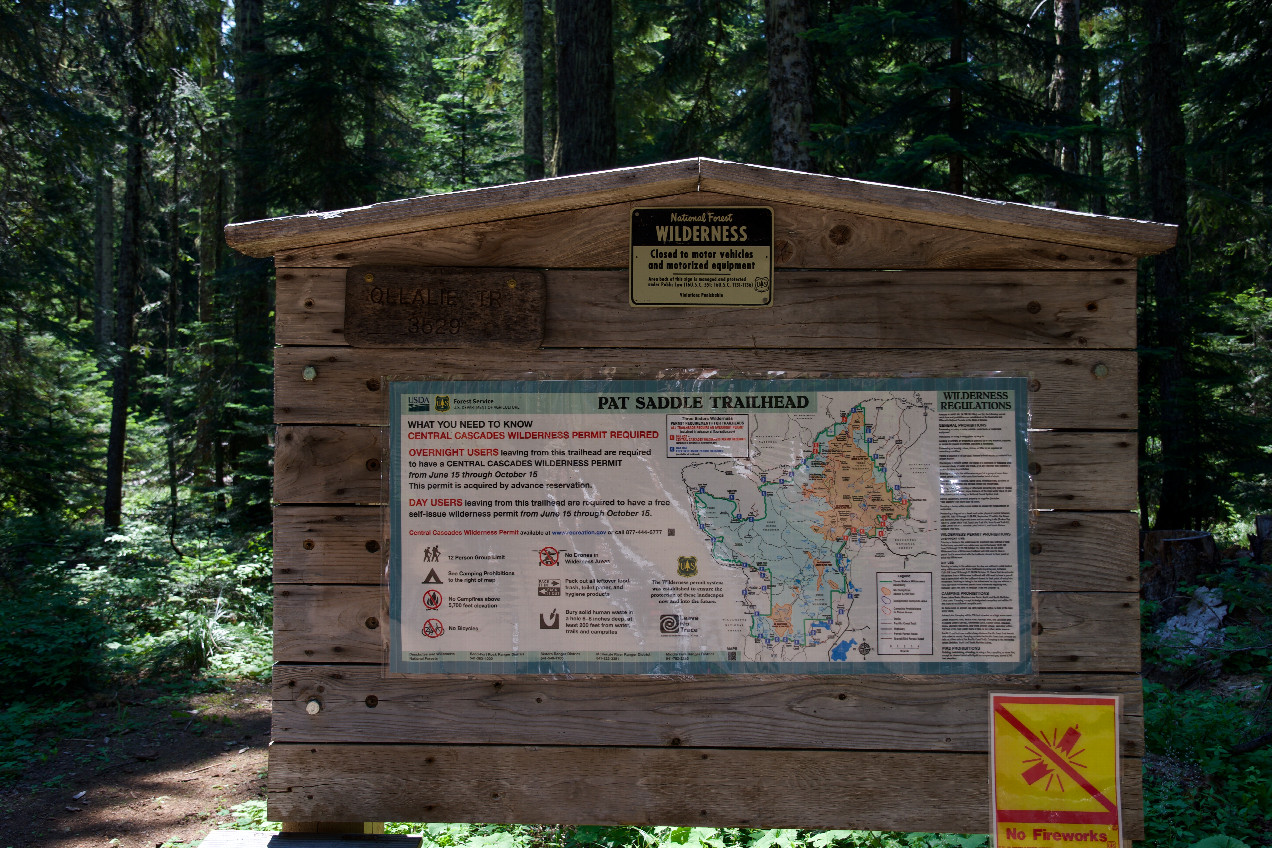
[629,206,774,306]
[344,267,545,347]
[226,158,1175,836]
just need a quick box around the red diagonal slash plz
[995,703,1117,814]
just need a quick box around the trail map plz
[389,378,1031,675]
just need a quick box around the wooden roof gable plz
[224,157,1177,259]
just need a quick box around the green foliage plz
[1142,555,1272,847]
[0,331,110,517]
[259,0,411,210]
[0,515,113,696]
[220,798,281,832]
[0,503,273,714]
[0,701,92,781]
[73,522,274,681]
[375,826,988,848]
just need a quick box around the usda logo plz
[406,396,431,412]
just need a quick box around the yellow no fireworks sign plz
[990,694,1122,848]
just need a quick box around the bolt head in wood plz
[305,699,321,715]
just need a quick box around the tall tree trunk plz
[557,0,615,175]
[1049,0,1082,208]
[1088,65,1107,215]
[948,0,965,193]
[522,0,544,180]
[554,0,615,176]
[767,0,812,171]
[104,121,144,528]
[235,0,267,224]
[196,0,227,496]
[1118,52,1142,212]
[166,134,182,548]
[94,168,115,366]
[1144,0,1189,528]
[104,0,149,529]
[230,0,273,521]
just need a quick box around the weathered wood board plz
[277,268,1136,348]
[271,665,1145,754]
[271,584,1140,672]
[274,347,1137,428]
[272,507,1140,591]
[271,424,1137,511]
[231,159,1171,837]
[268,744,1144,834]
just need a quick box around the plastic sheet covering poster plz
[389,378,1031,674]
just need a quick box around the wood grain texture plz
[548,269,1134,349]
[276,268,1136,349]
[1029,511,1140,592]
[273,426,1136,511]
[273,585,1138,673]
[274,506,388,584]
[273,348,1137,430]
[269,192,1139,272]
[274,506,1137,592]
[267,743,1144,837]
[1026,431,1138,510]
[344,267,545,348]
[271,664,1142,754]
[1033,592,1141,672]
[226,160,702,258]
[698,158,1175,256]
[228,159,1172,261]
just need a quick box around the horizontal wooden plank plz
[271,664,1142,754]
[273,426,1136,511]
[1034,591,1141,672]
[548,270,1134,348]
[276,268,1135,349]
[269,192,1138,273]
[274,506,1138,593]
[273,585,1139,673]
[273,348,1137,430]
[268,744,1144,837]
[699,158,1175,256]
[227,160,703,258]
[1027,431,1138,510]
[1030,511,1140,592]
[274,506,387,584]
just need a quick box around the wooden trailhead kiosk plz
[225,159,1176,839]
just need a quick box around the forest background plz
[1,0,1270,845]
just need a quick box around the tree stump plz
[1248,515,1272,563]
[1140,529,1219,621]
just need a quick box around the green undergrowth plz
[384,828,989,848]
[1141,554,1272,847]
[0,487,274,784]
[213,821,991,848]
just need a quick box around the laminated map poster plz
[389,378,1031,675]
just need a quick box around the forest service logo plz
[677,555,698,577]
[434,395,451,412]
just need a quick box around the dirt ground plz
[0,681,271,848]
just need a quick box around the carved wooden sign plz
[344,266,545,347]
